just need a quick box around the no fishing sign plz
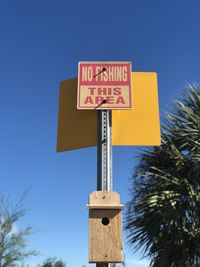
[77,62,132,109]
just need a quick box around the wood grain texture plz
[88,191,123,263]
[88,191,122,206]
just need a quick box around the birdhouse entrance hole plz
[102,217,110,225]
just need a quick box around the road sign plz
[57,72,160,151]
[77,62,132,110]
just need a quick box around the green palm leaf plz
[125,84,200,266]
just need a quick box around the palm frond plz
[125,84,200,266]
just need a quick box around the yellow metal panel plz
[112,72,161,146]
[57,78,97,152]
[57,73,160,152]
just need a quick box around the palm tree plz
[125,84,200,267]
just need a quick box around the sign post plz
[57,63,161,267]
[77,61,131,266]
[97,110,112,192]
[97,110,113,267]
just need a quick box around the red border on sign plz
[77,61,132,110]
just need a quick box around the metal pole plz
[97,110,112,191]
[97,110,115,267]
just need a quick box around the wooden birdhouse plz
[87,191,124,263]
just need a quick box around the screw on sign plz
[77,62,132,110]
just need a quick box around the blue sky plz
[0,1,200,266]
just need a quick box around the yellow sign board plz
[113,72,160,146]
[57,78,97,151]
[57,72,160,152]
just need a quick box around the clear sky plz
[0,1,200,267]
